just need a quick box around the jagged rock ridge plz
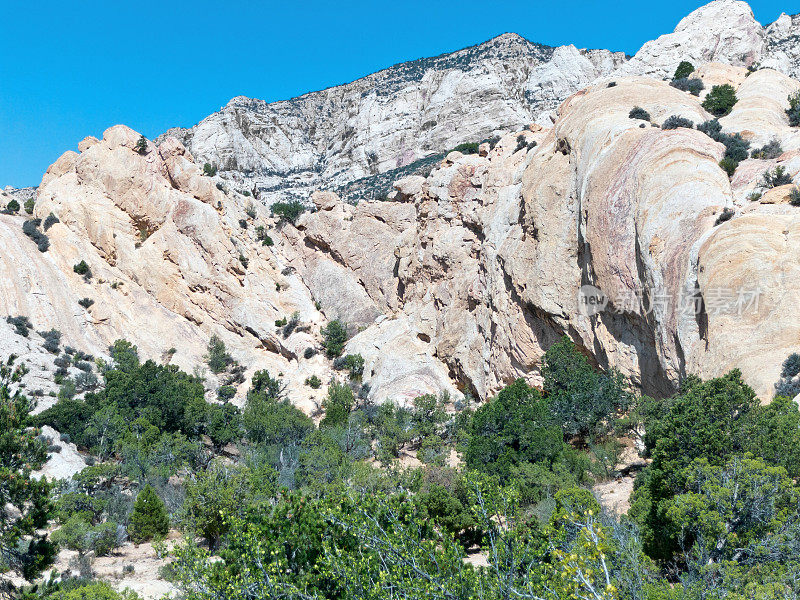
[160,33,626,203]
[160,0,800,205]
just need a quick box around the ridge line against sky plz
[1,0,796,188]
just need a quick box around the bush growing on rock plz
[128,484,170,543]
[22,218,50,252]
[628,106,650,120]
[669,77,704,96]
[762,165,793,188]
[271,200,306,225]
[702,84,738,116]
[24,198,35,214]
[321,319,348,357]
[78,297,94,309]
[43,212,59,231]
[217,385,236,401]
[205,334,233,374]
[255,225,273,246]
[334,353,364,380]
[714,207,735,225]
[7,315,32,337]
[6,198,20,213]
[451,142,479,155]
[673,60,695,79]
[790,187,800,206]
[751,138,783,159]
[202,162,217,177]
[788,91,800,126]
[134,135,148,155]
[661,115,694,130]
[39,328,62,354]
[719,157,738,177]
[305,375,322,389]
[73,260,91,277]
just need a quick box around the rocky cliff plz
[160,0,800,206]
[3,0,800,412]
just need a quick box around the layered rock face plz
[281,67,800,401]
[0,127,342,411]
[161,0,799,207]
[160,34,626,204]
[3,2,800,412]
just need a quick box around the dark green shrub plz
[256,225,273,246]
[271,200,306,225]
[134,135,148,155]
[243,372,312,447]
[669,77,704,96]
[319,381,354,429]
[43,212,59,231]
[73,260,91,278]
[24,199,34,214]
[719,157,738,177]
[217,385,236,401]
[762,165,793,188]
[334,353,364,380]
[661,115,694,130]
[304,347,316,359]
[673,60,695,80]
[321,320,348,357]
[78,298,94,309]
[781,353,800,379]
[39,328,62,354]
[6,199,20,212]
[128,484,170,543]
[238,254,249,269]
[305,375,322,389]
[714,208,735,225]
[7,315,32,337]
[465,379,563,481]
[628,106,650,121]
[702,84,738,116]
[205,334,233,374]
[202,163,217,177]
[719,132,750,163]
[787,91,800,127]
[541,336,632,440]
[22,218,50,252]
[751,139,783,159]
[697,119,750,171]
[790,187,800,206]
[452,142,479,155]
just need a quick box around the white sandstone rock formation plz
[159,1,800,208]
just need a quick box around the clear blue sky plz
[0,0,794,187]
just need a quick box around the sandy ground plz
[52,532,181,600]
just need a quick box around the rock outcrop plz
[160,34,626,205]
[160,1,800,207]
[279,67,800,401]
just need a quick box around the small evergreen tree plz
[0,357,54,581]
[673,60,695,80]
[134,135,148,155]
[321,320,348,357]
[702,84,738,116]
[128,484,169,543]
[205,334,233,374]
[6,199,20,213]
